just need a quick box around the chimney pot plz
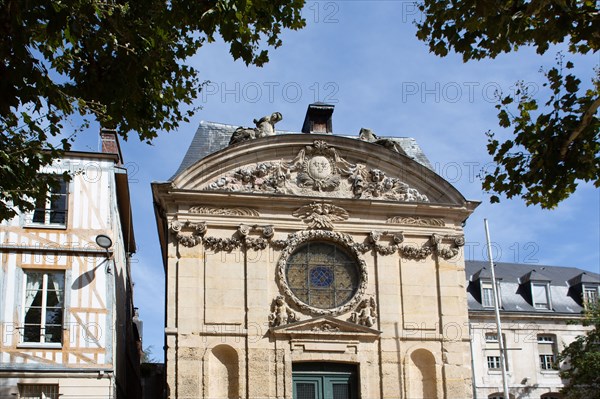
[302,103,334,134]
[100,128,124,165]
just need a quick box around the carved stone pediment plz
[202,140,428,202]
[271,316,381,339]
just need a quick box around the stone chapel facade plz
[152,104,479,399]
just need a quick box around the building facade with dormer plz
[0,130,142,399]
[152,104,479,399]
[466,261,599,399]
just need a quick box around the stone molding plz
[203,140,428,202]
[270,316,381,338]
[188,206,260,217]
[386,216,445,227]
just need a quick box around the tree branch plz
[560,96,600,160]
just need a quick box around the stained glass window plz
[286,242,359,309]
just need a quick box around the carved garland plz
[170,220,464,260]
[276,230,368,316]
[352,231,464,260]
[169,221,273,250]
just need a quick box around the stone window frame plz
[276,230,368,316]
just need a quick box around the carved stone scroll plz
[170,220,207,247]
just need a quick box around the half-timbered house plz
[0,130,141,399]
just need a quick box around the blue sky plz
[71,2,599,361]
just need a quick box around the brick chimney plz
[302,102,334,134]
[100,128,123,165]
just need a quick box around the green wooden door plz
[292,363,357,399]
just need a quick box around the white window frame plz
[20,270,65,347]
[487,355,502,370]
[537,334,557,371]
[481,280,500,308]
[583,284,599,305]
[26,177,68,227]
[485,332,499,343]
[531,282,551,310]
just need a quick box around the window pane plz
[29,177,67,225]
[482,286,494,307]
[44,324,63,343]
[333,383,351,399]
[485,333,498,342]
[286,242,360,310]
[296,383,316,399]
[533,284,549,308]
[584,287,598,303]
[22,271,65,344]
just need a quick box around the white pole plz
[484,218,511,399]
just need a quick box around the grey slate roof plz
[465,260,600,315]
[171,121,433,180]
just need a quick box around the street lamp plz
[95,234,113,273]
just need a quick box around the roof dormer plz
[519,269,552,310]
[470,267,502,309]
[568,272,600,308]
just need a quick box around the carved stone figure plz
[268,295,298,327]
[292,202,349,230]
[359,127,408,156]
[229,112,283,145]
[350,297,377,327]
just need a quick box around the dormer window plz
[532,283,551,310]
[519,269,552,311]
[567,272,600,308]
[481,281,496,308]
[583,285,599,305]
[471,267,502,309]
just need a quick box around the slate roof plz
[171,121,434,180]
[465,260,600,315]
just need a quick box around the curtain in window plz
[49,273,64,306]
[25,272,43,310]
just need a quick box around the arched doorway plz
[292,362,358,399]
